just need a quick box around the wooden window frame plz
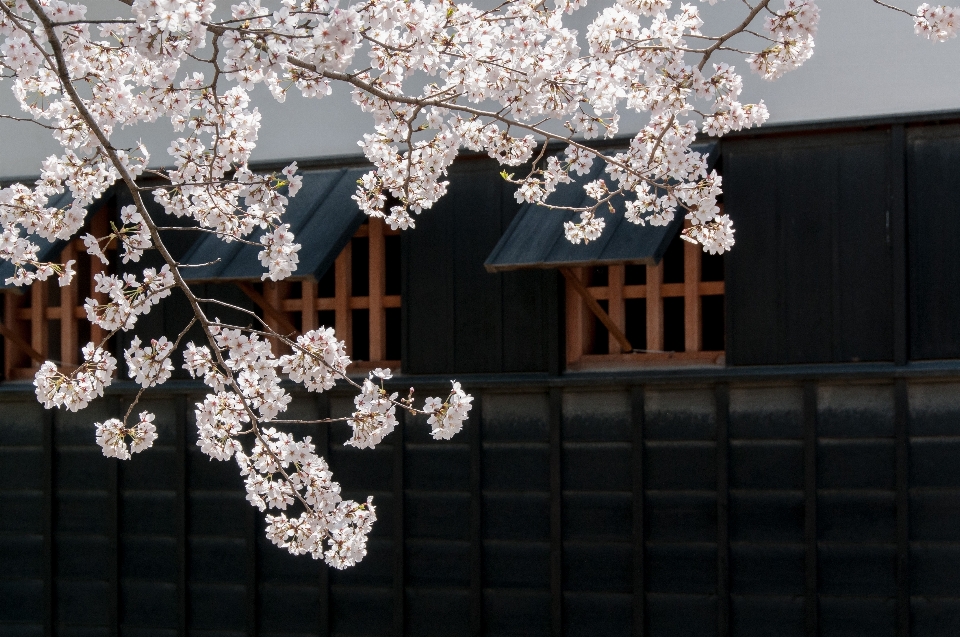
[563,231,725,370]
[1,205,111,380]
[241,217,401,372]
[1,212,402,381]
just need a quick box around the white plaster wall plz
[0,0,957,179]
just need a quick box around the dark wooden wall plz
[723,130,895,365]
[4,117,960,637]
[4,371,960,636]
[402,157,561,376]
[11,121,960,377]
[907,124,960,360]
[400,122,960,372]
[724,121,960,367]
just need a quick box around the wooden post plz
[560,267,631,353]
[60,242,78,365]
[4,292,23,377]
[646,261,663,351]
[564,268,584,366]
[236,282,298,337]
[369,219,386,362]
[301,279,318,332]
[608,264,626,354]
[684,240,702,352]
[89,208,109,346]
[335,241,352,355]
[263,281,284,353]
[31,280,48,367]
[0,305,46,375]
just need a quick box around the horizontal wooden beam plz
[280,295,401,312]
[581,281,725,301]
[560,267,632,354]
[352,223,401,238]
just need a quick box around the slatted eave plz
[484,142,718,273]
[179,167,367,283]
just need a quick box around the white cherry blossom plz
[0,0,950,567]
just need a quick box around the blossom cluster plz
[915,3,959,41]
[241,428,377,568]
[84,266,175,332]
[183,328,469,567]
[34,343,116,410]
[747,0,820,80]
[125,336,175,387]
[278,327,351,391]
[423,381,473,440]
[95,412,158,459]
[346,374,400,449]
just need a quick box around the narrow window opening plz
[352,309,370,361]
[662,237,685,284]
[385,235,402,296]
[624,298,647,351]
[701,295,725,351]
[625,264,646,285]
[351,236,369,297]
[663,297,685,352]
[563,220,725,370]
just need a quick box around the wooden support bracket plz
[235,282,299,337]
[0,321,47,367]
[559,267,633,353]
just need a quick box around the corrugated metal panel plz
[483,142,718,273]
[180,167,368,282]
[0,191,78,289]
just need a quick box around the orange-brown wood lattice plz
[257,218,401,370]
[564,235,725,370]
[1,213,402,381]
[2,205,111,380]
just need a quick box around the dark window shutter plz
[908,124,960,360]
[724,131,894,365]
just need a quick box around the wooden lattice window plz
[563,227,725,369]
[245,218,402,371]
[1,205,113,381]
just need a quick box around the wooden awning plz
[483,142,719,273]
[179,166,370,282]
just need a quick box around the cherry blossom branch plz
[1,0,843,567]
[871,0,913,16]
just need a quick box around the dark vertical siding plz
[644,388,718,637]
[56,400,119,636]
[185,386,250,637]
[117,397,178,637]
[327,393,395,637]
[908,381,960,634]
[3,377,960,635]
[0,401,46,637]
[907,124,960,360]
[816,384,898,637]
[561,390,633,637]
[724,132,894,365]
[256,398,327,637]
[402,159,557,375]
[481,392,552,637]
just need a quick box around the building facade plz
[1,112,960,636]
